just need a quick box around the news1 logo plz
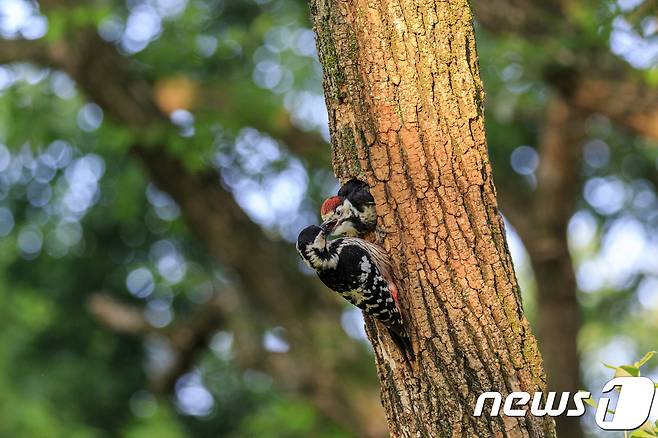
[474,377,657,431]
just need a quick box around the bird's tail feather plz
[388,328,415,363]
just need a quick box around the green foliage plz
[46,4,113,42]
[603,351,657,378]
[0,0,345,435]
[581,352,658,437]
[236,396,348,438]
[123,404,187,438]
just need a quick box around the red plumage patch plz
[320,196,342,216]
[389,282,399,306]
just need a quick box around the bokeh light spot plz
[126,267,155,298]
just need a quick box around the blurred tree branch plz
[472,0,566,36]
[564,67,658,141]
[88,294,151,335]
[0,39,49,65]
[89,291,232,394]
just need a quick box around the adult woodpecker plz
[320,178,377,237]
[296,223,413,360]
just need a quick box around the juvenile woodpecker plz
[296,223,412,359]
[320,178,377,237]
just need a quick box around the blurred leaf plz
[579,391,616,415]
[634,351,657,368]
[123,405,186,438]
[603,362,641,377]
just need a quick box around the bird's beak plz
[320,219,338,234]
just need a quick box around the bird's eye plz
[335,207,342,214]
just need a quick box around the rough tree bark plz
[311,0,555,436]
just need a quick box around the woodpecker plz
[296,224,413,360]
[320,178,377,237]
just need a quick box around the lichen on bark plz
[311,0,556,436]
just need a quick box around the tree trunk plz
[311,0,555,436]
[498,96,585,438]
[527,96,585,438]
